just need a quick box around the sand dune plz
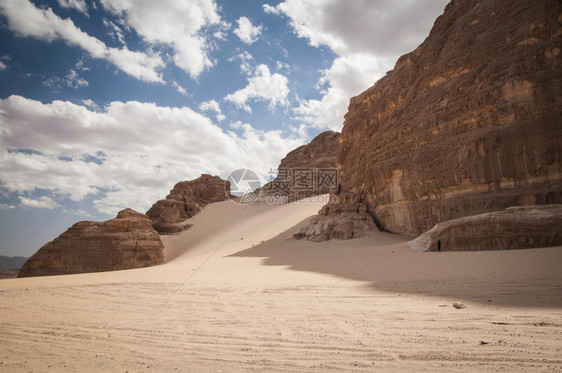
[1,197,561,372]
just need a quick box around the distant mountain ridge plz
[0,255,28,271]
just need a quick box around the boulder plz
[293,192,378,241]
[146,174,230,233]
[18,209,164,277]
[409,205,562,251]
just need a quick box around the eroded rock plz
[409,205,562,251]
[293,193,378,241]
[146,174,230,234]
[260,131,340,198]
[328,0,562,237]
[18,209,164,277]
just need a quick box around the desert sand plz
[1,197,561,372]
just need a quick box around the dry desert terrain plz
[1,197,561,372]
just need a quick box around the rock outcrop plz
[260,131,340,199]
[409,205,562,251]
[146,174,230,233]
[325,0,562,237]
[18,209,164,278]
[293,192,378,241]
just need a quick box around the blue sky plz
[0,0,448,256]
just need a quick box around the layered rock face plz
[260,131,340,198]
[293,193,378,241]
[409,205,562,252]
[146,174,230,233]
[334,0,562,237]
[18,209,164,278]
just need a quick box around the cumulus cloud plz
[265,0,448,57]
[20,196,61,209]
[234,16,263,44]
[42,68,89,90]
[0,0,163,83]
[57,0,88,16]
[0,55,10,71]
[225,64,290,113]
[228,51,254,74]
[264,0,448,130]
[99,0,224,79]
[103,18,126,45]
[81,99,100,111]
[172,81,188,96]
[262,4,279,15]
[200,100,226,122]
[65,69,88,88]
[0,95,305,215]
[294,53,391,130]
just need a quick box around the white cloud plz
[265,0,448,130]
[172,81,188,96]
[57,0,88,16]
[266,0,448,57]
[233,16,263,44]
[65,69,88,88]
[225,64,290,113]
[262,4,280,15]
[20,196,61,209]
[74,57,89,71]
[229,121,242,130]
[103,18,126,45]
[200,100,226,122]
[295,53,391,130]
[63,208,94,218]
[0,55,10,71]
[0,95,306,215]
[99,0,223,79]
[228,51,254,74]
[42,68,89,90]
[0,0,163,83]
[275,60,291,72]
[81,99,100,111]
[0,203,15,210]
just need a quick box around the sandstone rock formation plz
[293,192,378,241]
[260,131,340,199]
[409,205,562,252]
[326,0,562,237]
[18,209,164,278]
[146,174,230,233]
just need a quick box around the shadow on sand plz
[230,223,562,308]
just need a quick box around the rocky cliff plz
[146,174,230,233]
[18,209,164,278]
[331,0,562,237]
[260,130,340,199]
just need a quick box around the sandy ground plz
[1,197,561,372]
